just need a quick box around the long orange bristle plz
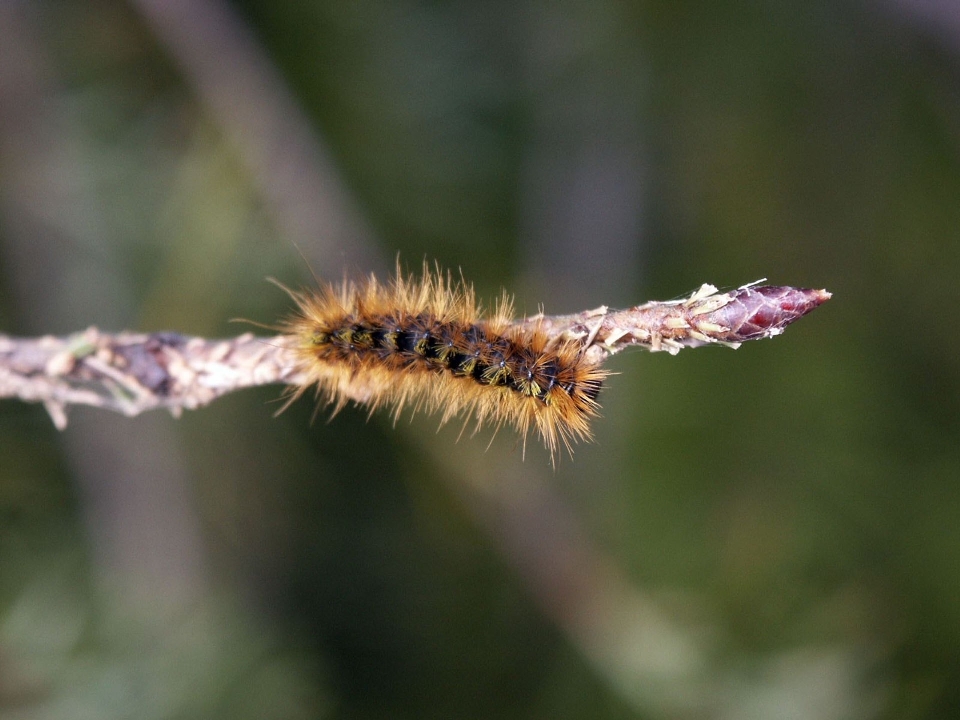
[279,262,607,461]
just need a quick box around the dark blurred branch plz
[129,0,383,275]
[880,0,960,59]
[0,284,828,427]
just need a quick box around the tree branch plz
[0,283,829,428]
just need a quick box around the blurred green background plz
[1,1,958,718]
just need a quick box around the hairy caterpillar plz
[279,262,609,459]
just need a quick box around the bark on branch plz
[0,283,829,428]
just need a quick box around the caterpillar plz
[279,262,609,459]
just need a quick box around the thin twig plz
[539,282,832,364]
[0,283,829,428]
[0,330,299,428]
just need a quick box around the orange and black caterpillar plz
[280,262,608,458]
